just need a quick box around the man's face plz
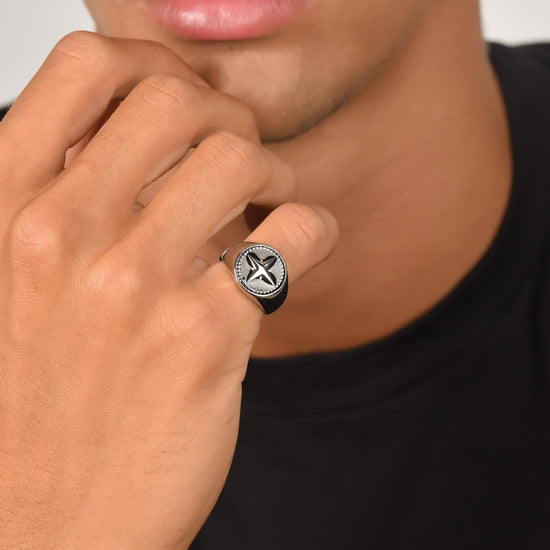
[85,0,432,142]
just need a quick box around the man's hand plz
[0,32,337,549]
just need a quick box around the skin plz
[0,39,337,547]
[0,0,511,547]
[86,0,511,356]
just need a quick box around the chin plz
[199,61,343,143]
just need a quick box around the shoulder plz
[490,41,550,64]
[487,44,550,280]
[490,42,550,151]
[490,42,550,97]
[513,42,550,67]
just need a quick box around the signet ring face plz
[220,243,288,314]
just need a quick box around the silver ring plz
[220,242,288,314]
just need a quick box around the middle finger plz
[125,130,295,281]
[52,73,260,230]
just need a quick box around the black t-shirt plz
[191,43,550,549]
[2,43,550,549]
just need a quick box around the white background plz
[1,0,550,105]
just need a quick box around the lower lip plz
[147,0,308,41]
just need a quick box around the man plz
[0,0,548,548]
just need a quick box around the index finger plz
[0,31,207,189]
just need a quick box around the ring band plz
[220,242,288,314]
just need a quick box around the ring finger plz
[119,130,296,283]
[195,202,338,321]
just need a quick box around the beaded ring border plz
[220,242,289,314]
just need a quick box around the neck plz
[252,0,512,357]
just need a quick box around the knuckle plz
[182,293,221,335]
[135,73,203,117]
[201,264,261,327]
[58,156,96,190]
[152,291,222,353]
[83,253,143,306]
[202,131,270,182]
[277,203,329,251]
[50,31,112,73]
[148,296,233,385]
[6,207,66,271]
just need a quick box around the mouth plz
[146,0,309,41]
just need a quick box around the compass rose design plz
[245,253,278,286]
